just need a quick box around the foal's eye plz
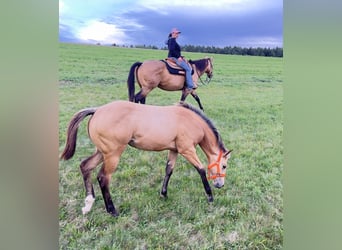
[222,165,227,169]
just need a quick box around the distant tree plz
[129,43,282,57]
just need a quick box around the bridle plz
[207,150,225,180]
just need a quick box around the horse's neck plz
[193,60,206,76]
[192,63,200,76]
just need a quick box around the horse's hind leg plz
[134,90,146,104]
[135,87,153,104]
[97,147,126,217]
[80,150,103,215]
[160,150,178,198]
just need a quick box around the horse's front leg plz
[160,150,178,198]
[191,91,204,111]
[180,88,191,102]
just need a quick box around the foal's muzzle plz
[214,183,224,188]
[213,178,224,188]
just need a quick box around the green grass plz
[59,43,283,249]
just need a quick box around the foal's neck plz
[200,140,221,164]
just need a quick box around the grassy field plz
[59,43,283,249]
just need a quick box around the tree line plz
[113,43,283,58]
[181,45,283,58]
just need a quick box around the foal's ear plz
[224,149,233,158]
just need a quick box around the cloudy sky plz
[59,0,283,48]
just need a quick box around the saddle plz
[161,58,194,76]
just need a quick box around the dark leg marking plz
[97,170,118,217]
[160,160,173,198]
[196,168,213,202]
[191,92,204,111]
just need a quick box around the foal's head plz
[178,102,232,188]
[208,149,233,188]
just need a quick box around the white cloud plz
[235,36,283,48]
[59,0,67,15]
[77,20,128,44]
[135,0,280,13]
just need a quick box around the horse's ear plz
[224,149,232,158]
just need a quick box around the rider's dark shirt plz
[167,38,181,58]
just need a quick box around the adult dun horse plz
[127,57,213,110]
[60,100,232,217]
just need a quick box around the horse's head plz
[208,149,232,188]
[204,57,214,81]
[189,57,214,84]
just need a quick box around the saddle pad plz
[161,59,194,76]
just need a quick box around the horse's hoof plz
[208,196,214,202]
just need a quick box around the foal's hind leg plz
[160,150,178,198]
[97,147,126,217]
[80,150,103,215]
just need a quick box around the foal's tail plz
[127,62,142,101]
[60,108,97,160]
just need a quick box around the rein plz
[207,150,225,180]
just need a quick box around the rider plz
[166,28,195,92]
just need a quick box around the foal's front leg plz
[195,167,213,202]
[181,149,213,202]
[160,150,178,198]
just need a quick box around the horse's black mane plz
[177,102,226,151]
[189,58,209,72]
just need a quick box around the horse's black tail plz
[60,108,97,160]
[127,62,142,102]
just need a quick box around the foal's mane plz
[177,102,226,151]
[189,58,210,72]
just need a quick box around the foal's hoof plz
[107,205,119,217]
[208,196,214,202]
[108,210,119,217]
[160,192,168,199]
